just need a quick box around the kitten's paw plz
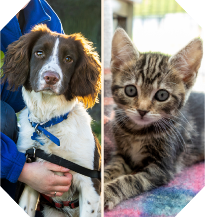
[104,183,121,210]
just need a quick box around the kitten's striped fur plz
[104,28,204,210]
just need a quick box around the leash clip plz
[35,124,42,135]
[26,153,32,163]
[26,147,37,163]
[33,147,36,158]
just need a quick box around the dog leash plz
[26,148,101,179]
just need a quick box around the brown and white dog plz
[2,24,101,217]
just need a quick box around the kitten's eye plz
[125,85,137,97]
[35,50,44,58]
[65,56,73,63]
[155,89,169,101]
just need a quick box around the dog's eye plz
[35,51,44,58]
[65,56,73,63]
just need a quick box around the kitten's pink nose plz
[43,71,60,85]
[138,109,148,117]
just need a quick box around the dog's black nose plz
[43,71,60,85]
[137,109,149,117]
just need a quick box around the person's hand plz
[18,162,72,197]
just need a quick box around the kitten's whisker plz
[170,114,195,133]
[106,109,129,132]
[113,111,129,128]
[113,117,129,130]
[161,118,187,150]
[159,121,181,147]
[166,117,194,146]
[176,109,195,132]
[155,121,165,136]
[161,119,184,144]
[170,114,192,129]
[157,120,176,140]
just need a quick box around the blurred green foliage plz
[92,120,101,144]
[134,0,186,17]
[46,0,101,55]
[0,50,5,77]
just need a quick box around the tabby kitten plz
[104,28,204,210]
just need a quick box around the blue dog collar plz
[29,111,70,146]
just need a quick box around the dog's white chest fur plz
[17,102,95,171]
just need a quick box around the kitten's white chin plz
[133,118,154,126]
[127,112,161,127]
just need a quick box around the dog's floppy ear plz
[1,24,50,91]
[70,34,101,108]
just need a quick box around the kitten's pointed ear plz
[111,28,139,68]
[169,38,203,87]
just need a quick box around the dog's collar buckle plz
[34,124,42,136]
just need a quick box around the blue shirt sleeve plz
[1,133,26,183]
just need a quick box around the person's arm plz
[1,132,26,182]
[1,83,25,113]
